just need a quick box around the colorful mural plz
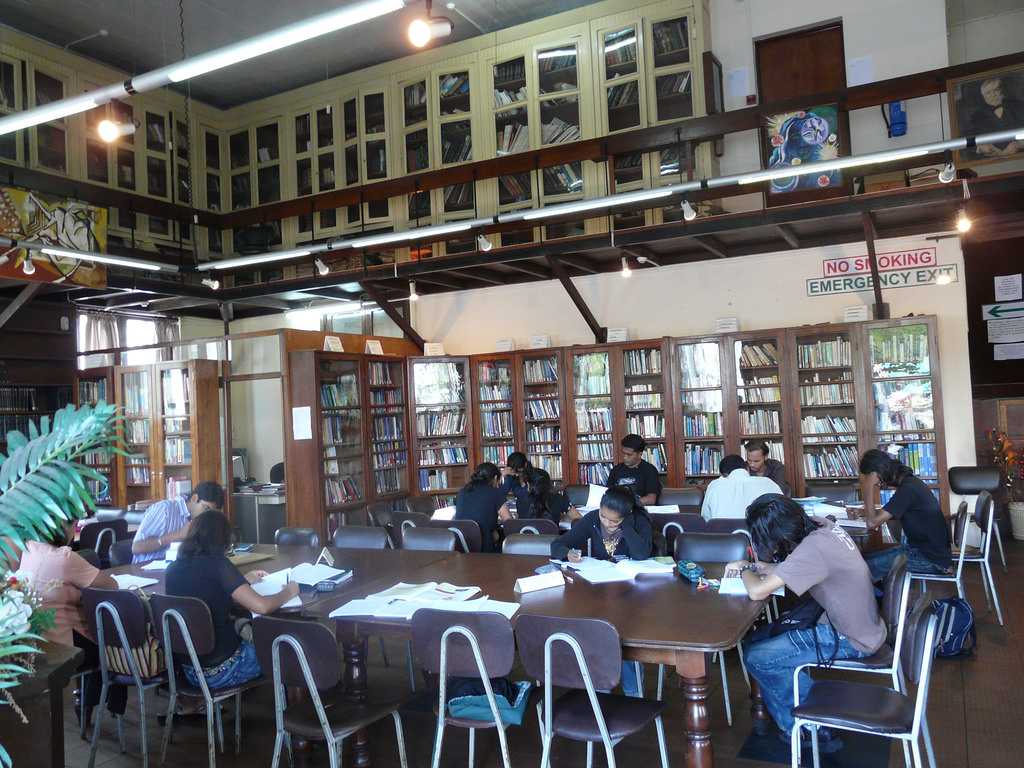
[764,104,842,195]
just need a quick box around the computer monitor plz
[232,454,246,480]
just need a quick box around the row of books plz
[494,86,528,108]
[652,19,688,58]
[419,469,450,491]
[578,463,612,485]
[163,437,192,464]
[607,80,639,108]
[416,409,466,436]
[896,442,938,478]
[370,389,403,406]
[623,348,662,376]
[166,477,191,498]
[540,116,581,145]
[527,425,560,444]
[493,58,525,88]
[0,414,33,435]
[374,467,405,496]
[738,386,781,404]
[525,397,560,419]
[683,412,722,438]
[444,182,474,208]
[78,380,107,405]
[86,478,111,504]
[530,453,563,480]
[578,441,614,461]
[803,445,859,479]
[524,358,559,384]
[478,361,512,385]
[372,414,404,440]
[483,444,514,464]
[480,384,513,401]
[801,414,857,434]
[323,412,362,443]
[871,332,928,374]
[655,72,692,97]
[576,406,612,433]
[125,419,151,445]
[481,410,514,438]
[325,476,362,506]
[496,120,529,154]
[740,409,781,434]
[82,448,112,466]
[626,413,665,438]
[646,444,668,473]
[625,390,663,410]
[738,343,779,368]
[0,385,41,413]
[321,381,359,408]
[684,444,723,476]
[542,163,583,194]
[439,73,470,101]
[798,337,852,369]
[368,362,397,386]
[800,383,854,407]
[126,456,150,486]
[441,133,472,164]
[499,173,531,204]
[372,445,407,469]
[877,410,933,432]
[421,446,469,465]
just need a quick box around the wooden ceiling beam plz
[558,256,599,274]
[546,256,606,344]
[0,282,41,330]
[360,281,424,352]
[498,261,552,280]
[775,224,801,249]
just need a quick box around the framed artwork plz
[763,104,843,195]
[702,51,725,157]
[948,64,1024,165]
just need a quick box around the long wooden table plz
[108,545,766,768]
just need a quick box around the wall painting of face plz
[764,104,842,195]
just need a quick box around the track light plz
[21,257,35,276]
[409,281,419,301]
[97,119,136,143]
[476,234,492,252]
[408,1,453,48]
[681,199,697,221]
[202,278,220,290]
[636,255,661,267]
[938,162,956,184]
[315,257,330,276]
[40,246,174,272]
[936,273,953,285]
[956,208,971,233]
[621,257,632,278]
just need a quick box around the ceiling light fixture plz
[513,187,673,222]
[408,0,453,48]
[736,146,931,185]
[202,278,221,290]
[636,255,661,267]
[681,199,697,221]
[938,162,956,184]
[956,208,971,233]
[620,257,631,278]
[197,247,318,271]
[476,234,492,252]
[936,273,953,285]
[315,257,330,276]
[0,0,405,136]
[97,119,136,143]
[409,281,419,302]
[347,220,479,249]
[40,246,175,272]
[21,257,35,276]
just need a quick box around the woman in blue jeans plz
[726,494,887,754]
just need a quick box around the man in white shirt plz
[131,481,225,564]
[701,455,782,521]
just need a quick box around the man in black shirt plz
[606,434,661,505]
[745,439,791,496]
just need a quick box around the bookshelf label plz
[323,336,344,352]
[292,406,313,440]
[364,339,384,355]
[714,317,739,333]
[495,338,515,352]
[424,342,446,356]
[529,335,552,349]
[606,328,628,343]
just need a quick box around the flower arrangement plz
[988,429,1024,502]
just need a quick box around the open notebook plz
[551,557,675,584]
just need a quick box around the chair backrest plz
[405,496,437,517]
[562,484,588,507]
[808,484,860,504]
[433,519,482,553]
[658,487,704,507]
[401,526,457,552]
[948,466,1000,495]
[391,510,432,535]
[973,491,995,543]
[109,539,135,566]
[502,533,558,555]
[269,462,285,484]
[951,502,972,572]
[149,593,216,657]
[332,525,389,550]
[900,598,939,689]
[82,587,151,650]
[880,554,910,648]
[503,518,560,536]
[78,548,101,568]
[253,615,341,691]
[79,518,129,557]
[274,527,321,548]
[411,609,515,678]
[705,517,748,534]
[515,614,621,691]
[366,501,397,528]
[674,532,749,563]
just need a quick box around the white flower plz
[0,591,33,636]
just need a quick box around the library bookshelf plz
[74,367,117,504]
[517,349,569,483]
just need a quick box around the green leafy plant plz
[0,402,119,767]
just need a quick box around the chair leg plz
[634,661,644,698]
[284,733,294,768]
[406,640,417,692]
[270,730,284,768]
[392,711,409,768]
[234,693,242,755]
[656,664,665,701]
[206,707,216,768]
[955,576,965,600]
[994,525,1007,572]
[737,642,751,690]
[327,737,341,768]
[654,715,670,768]
[602,734,617,768]
[984,561,1005,626]
[921,716,937,768]
[79,672,89,739]
[88,680,108,768]
[810,725,821,768]
[790,723,801,768]
[978,563,994,609]
[902,738,912,768]
[539,732,553,768]
[719,651,732,726]
[160,689,177,765]
[586,740,594,768]
[215,701,225,754]
[379,636,391,667]
[496,724,513,768]
[429,717,445,768]
[911,736,924,768]
[139,686,149,768]
[468,728,475,768]
[117,713,126,753]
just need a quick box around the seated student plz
[165,510,299,689]
[745,440,791,496]
[550,487,653,697]
[731,494,886,753]
[499,451,531,494]
[131,481,226,564]
[701,454,782,521]
[514,466,570,524]
[606,434,662,505]
[16,518,125,726]
[455,462,512,553]
[857,448,952,581]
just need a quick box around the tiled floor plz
[65,539,1024,767]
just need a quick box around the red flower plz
[770,135,783,147]
[817,174,831,187]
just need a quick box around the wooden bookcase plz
[566,345,618,485]
[74,367,116,505]
[672,335,728,486]
[470,353,520,468]
[732,329,791,469]
[113,359,222,508]
[616,339,677,485]
[366,355,412,503]
[517,349,568,483]
[408,355,473,509]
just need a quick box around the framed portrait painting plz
[948,64,1024,165]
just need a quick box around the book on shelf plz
[483,444,513,465]
[738,343,779,367]
[798,337,852,368]
[480,410,513,438]
[163,437,192,464]
[494,86,528,108]
[367,362,396,386]
[125,419,151,444]
[494,58,525,88]
[527,425,560,444]
[372,444,407,469]
[623,348,661,376]
[605,38,637,70]
[372,413,404,440]
[320,380,359,408]
[607,80,639,108]
[653,21,689,59]
[83,448,112,466]
[575,406,612,433]
[799,381,854,406]
[542,163,582,193]
[419,469,450,491]
[0,415,33,434]
[645,444,668,473]
[404,82,427,112]
[166,477,191,497]
[746,440,785,463]
[322,412,362,443]
[655,71,692,97]
[684,444,723,476]
[444,183,474,208]
[78,380,107,404]
[370,389,404,406]
[524,358,559,383]
[525,397,560,420]
[803,445,859,479]
[540,116,581,145]
[497,121,529,154]
[0,385,39,412]
[895,442,938,478]
[420,446,469,465]
[325,476,362,505]
[578,463,611,485]
[801,414,857,435]
[374,467,404,495]
[577,441,614,461]
[122,374,151,413]
[625,413,665,438]
[441,133,472,164]
[161,371,190,415]
[439,73,470,100]
[738,379,781,404]
[530,454,562,480]
[416,408,466,436]
[624,386,663,410]
[739,409,781,434]
[684,412,721,438]
[498,173,530,203]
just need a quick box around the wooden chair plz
[433,519,483,553]
[405,496,437,517]
[79,518,128,566]
[109,539,135,567]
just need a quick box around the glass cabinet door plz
[159,367,194,499]
[522,354,563,481]
[33,70,67,172]
[120,369,154,503]
[367,360,409,498]
[412,360,469,507]
[319,358,366,508]
[677,341,724,483]
[797,332,859,486]
[255,121,281,204]
[477,359,515,466]
[649,16,694,123]
[363,91,387,180]
[622,346,668,477]
[572,351,613,485]
[735,338,785,465]
[602,26,642,133]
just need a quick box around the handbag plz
[746,595,840,669]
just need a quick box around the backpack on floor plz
[932,597,976,657]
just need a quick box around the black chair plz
[515,614,669,768]
[391,511,433,547]
[790,598,939,768]
[411,609,521,768]
[150,594,266,768]
[950,464,1006,572]
[333,525,389,550]
[651,512,706,556]
[401,527,457,552]
[83,588,167,768]
[430,519,482,553]
[109,539,135,567]
[658,487,704,508]
[806,482,860,505]
[253,616,408,768]
[405,496,437,517]
[80,519,129,566]
[704,517,748,534]
[503,518,560,536]
[563,484,588,507]
[269,462,285,484]
[503,534,558,556]
[78,548,101,568]
[274,527,320,548]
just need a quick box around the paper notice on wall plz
[994,274,1023,302]
[987,318,1024,344]
[292,406,313,440]
[994,343,1024,361]
[846,56,874,87]
[725,67,749,103]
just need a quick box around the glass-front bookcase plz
[318,358,365,511]
[621,343,670,479]
[410,357,470,508]
[474,356,516,467]
[676,339,725,485]
[520,351,565,483]
[118,366,154,507]
[366,358,410,500]
[570,350,614,485]
[735,335,786,465]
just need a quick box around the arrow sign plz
[983,301,1024,320]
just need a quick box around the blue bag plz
[447,680,533,726]
[932,597,976,657]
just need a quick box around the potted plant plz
[989,429,1024,540]
[0,402,118,767]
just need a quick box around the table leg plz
[342,635,371,768]
[49,682,65,768]
[676,650,712,768]
[749,675,771,735]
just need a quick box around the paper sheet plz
[431,506,456,521]
[645,505,682,515]
[329,597,389,618]
[141,561,169,571]
[719,576,784,597]
[112,574,159,590]
[291,406,313,440]
[263,563,351,587]
[369,582,480,602]
[994,274,1023,302]
[614,559,675,578]
[577,484,606,512]
[252,580,302,608]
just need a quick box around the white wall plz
[411,235,977,499]
[948,0,1024,64]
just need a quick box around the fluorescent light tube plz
[604,37,636,53]
[347,221,473,249]
[0,93,96,135]
[537,48,577,59]
[40,247,176,273]
[517,187,672,222]
[161,0,404,82]
[737,147,930,185]
[198,248,316,271]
